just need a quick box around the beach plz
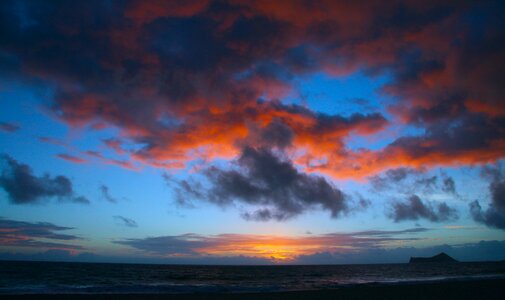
[1,279,504,300]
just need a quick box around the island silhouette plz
[409,252,458,263]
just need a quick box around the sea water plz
[1,260,505,294]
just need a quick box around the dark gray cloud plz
[0,217,83,250]
[415,175,438,192]
[0,122,19,133]
[369,168,423,190]
[351,227,430,237]
[100,185,118,203]
[240,118,294,149]
[0,154,89,204]
[241,208,289,222]
[369,167,458,196]
[441,175,457,194]
[490,178,505,214]
[481,164,505,182]
[257,119,294,149]
[355,194,371,210]
[163,174,203,208]
[470,164,505,230]
[115,234,209,255]
[73,196,91,204]
[113,216,138,228]
[390,195,458,222]
[174,147,349,221]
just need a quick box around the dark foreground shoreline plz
[1,279,504,300]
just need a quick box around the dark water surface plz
[1,260,505,294]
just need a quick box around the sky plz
[0,0,504,265]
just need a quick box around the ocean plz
[1,260,505,294]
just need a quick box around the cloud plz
[38,136,66,147]
[115,228,429,260]
[102,138,125,155]
[305,113,505,180]
[470,164,505,230]
[173,147,349,221]
[414,176,438,192]
[57,153,86,164]
[0,154,89,204]
[369,168,422,190]
[0,122,20,133]
[0,217,83,251]
[82,151,137,170]
[441,175,457,194]
[72,196,91,204]
[2,1,496,177]
[3,237,503,265]
[369,167,458,196]
[390,195,458,222]
[113,216,138,228]
[116,234,211,256]
[0,250,273,265]
[241,208,286,222]
[100,185,118,203]
[239,118,294,149]
[296,240,505,264]
[2,1,502,180]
